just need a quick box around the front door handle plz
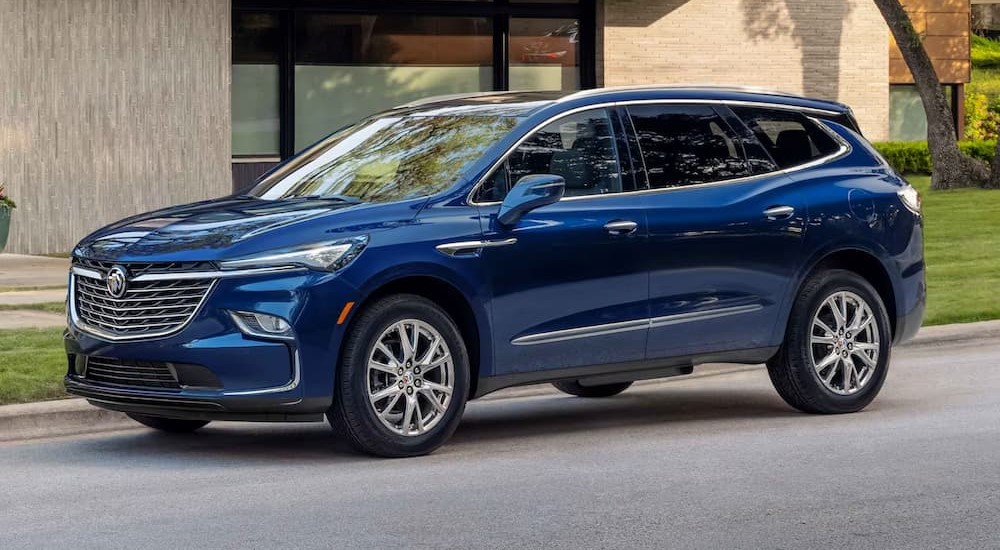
[763,206,795,220]
[604,220,638,235]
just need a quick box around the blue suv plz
[65,87,925,457]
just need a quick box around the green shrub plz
[972,34,1000,70]
[965,91,1000,141]
[872,141,997,175]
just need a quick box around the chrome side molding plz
[513,304,764,346]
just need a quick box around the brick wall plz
[599,0,890,141]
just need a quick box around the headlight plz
[897,186,921,215]
[219,235,368,272]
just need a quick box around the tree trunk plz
[873,0,989,189]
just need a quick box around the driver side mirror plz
[497,174,565,227]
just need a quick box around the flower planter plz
[0,206,10,253]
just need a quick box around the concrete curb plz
[0,398,135,443]
[2,319,999,444]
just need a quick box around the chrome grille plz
[83,357,181,389]
[72,257,215,277]
[71,259,215,340]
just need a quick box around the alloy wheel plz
[809,291,881,396]
[366,319,455,436]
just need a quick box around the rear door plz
[626,103,815,359]
[475,107,650,376]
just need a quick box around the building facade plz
[0,0,971,254]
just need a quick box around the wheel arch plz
[780,246,899,342]
[344,272,490,399]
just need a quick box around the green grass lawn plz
[0,180,997,405]
[0,328,68,406]
[909,175,1000,326]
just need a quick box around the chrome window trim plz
[467,99,851,207]
[69,275,217,343]
[511,304,764,346]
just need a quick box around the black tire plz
[552,380,632,398]
[767,269,892,414]
[328,294,470,458]
[127,414,209,433]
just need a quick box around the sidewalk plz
[0,253,69,290]
[0,254,69,329]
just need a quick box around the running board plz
[577,365,693,387]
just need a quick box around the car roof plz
[398,86,852,117]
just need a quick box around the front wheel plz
[328,294,470,458]
[767,269,892,414]
[127,414,209,433]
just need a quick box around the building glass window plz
[890,84,954,142]
[231,0,592,190]
[232,12,281,157]
[509,18,580,91]
[294,14,493,150]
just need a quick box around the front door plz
[476,107,649,376]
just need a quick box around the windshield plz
[248,113,520,202]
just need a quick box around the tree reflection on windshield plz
[250,113,519,203]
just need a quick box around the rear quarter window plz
[731,106,841,170]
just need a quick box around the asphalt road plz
[2,337,999,549]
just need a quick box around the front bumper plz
[64,268,359,421]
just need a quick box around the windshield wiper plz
[290,194,364,204]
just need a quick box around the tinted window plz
[731,107,841,169]
[627,105,751,189]
[478,108,623,201]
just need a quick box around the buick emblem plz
[106,266,128,298]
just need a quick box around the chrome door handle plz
[604,220,638,235]
[763,206,795,220]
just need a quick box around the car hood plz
[74,196,405,262]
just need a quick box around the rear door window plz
[730,106,841,169]
[626,104,752,189]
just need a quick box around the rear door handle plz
[604,220,638,235]
[763,206,795,220]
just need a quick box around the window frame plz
[729,105,845,171]
[471,105,632,203]
[624,102,755,190]
[467,99,853,206]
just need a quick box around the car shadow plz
[43,383,803,465]
[452,386,799,447]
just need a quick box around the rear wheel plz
[328,294,469,458]
[552,380,632,398]
[767,269,891,414]
[127,414,209,433]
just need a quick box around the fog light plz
[229,310,293,340]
